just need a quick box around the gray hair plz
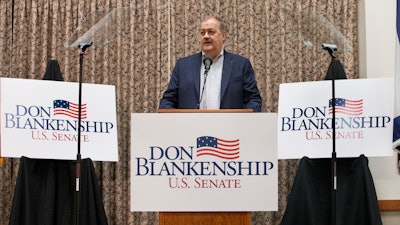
[202,16,228,33]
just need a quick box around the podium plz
[156,108,252,225]
[131,109,277,224]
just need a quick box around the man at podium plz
[159,16,262,112]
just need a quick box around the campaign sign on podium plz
[131,112,278,212]
[0,78,118,161]
[278,78,394,159]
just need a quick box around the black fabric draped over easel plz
[9,157,108,225]
[280,155,382,225]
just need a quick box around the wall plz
[359,0,400,224]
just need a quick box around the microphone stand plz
[75,41,92,225]
[197,70,209,109]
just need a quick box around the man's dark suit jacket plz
[159,50,262,112]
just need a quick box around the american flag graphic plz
[328,98,363,116]
[53,99,87,119]
[196,136,239,160]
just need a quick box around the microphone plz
[203,55,213,73]
[197,56,213,109]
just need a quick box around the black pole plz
[323,44,346,225]
[329,53,337,225]
[197,71,209,109]
[323,45,337,225]
[76,42,92,225]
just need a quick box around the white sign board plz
[131,113,278,212]
[0,78,118,161]
[278,78,394,159]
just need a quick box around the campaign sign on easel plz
[278,78,394,159]
[0,77,118,161]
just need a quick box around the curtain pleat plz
[0,0,358,224]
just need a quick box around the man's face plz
[199,18,226,58]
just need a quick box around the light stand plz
[322,43,347,225]
[75,41,93,225]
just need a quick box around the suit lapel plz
[192,53,202,99]
[221,51,233,99]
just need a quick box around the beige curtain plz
[0,0,358,224]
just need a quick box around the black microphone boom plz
[203,55,213,73]
[197,55,213,109]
